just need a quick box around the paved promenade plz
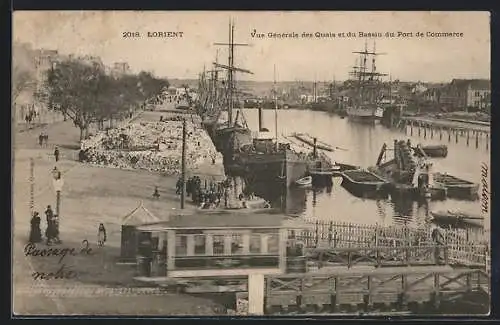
[13,118,222,315]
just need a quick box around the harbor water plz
[241,109,490,228]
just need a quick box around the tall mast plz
[274,64,278,151]
[389,73,392,104]
[214,19,252,128]
[352,40,387,104]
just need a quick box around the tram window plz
[268,234,279,254]
[175,235,188,256]
[249,234,261,254]
[231,234,244,255]
[213,235,225,255]
[194,235,206,255]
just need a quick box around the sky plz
[13,11,490,82]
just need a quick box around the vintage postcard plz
[12,11,490,316]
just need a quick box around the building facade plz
[423,79,490,112]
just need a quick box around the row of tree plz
[37,58,169,140]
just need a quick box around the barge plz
[340,169,390,198]
[430,210,484,229]
[421,145,448,158]
[371,140,448,201]
[433,173,479,200]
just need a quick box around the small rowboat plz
[295,176,312,187]
[430,210,485,228]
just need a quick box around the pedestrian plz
[44,133,49,147]
[29,211,42,243]
[153,186,160,199]
[45,205,54,225]
[52,215,61,244]
[54,146,60,162]
[97,223,107,247]
[38,133,43,147]
[431,225,445,264]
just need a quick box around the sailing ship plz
[346,42,386,123]
[201,21,254,170]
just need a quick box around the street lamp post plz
[52,167,64,216]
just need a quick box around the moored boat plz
[430,210,484,229]
[341,169,390,198]
[295,176,312,187]
[433,173,479,200]
[421,145,448,158]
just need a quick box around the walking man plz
[431,225,445,264]
[54,146,60,162]
[45,205,54,244]
[97,223,107,247]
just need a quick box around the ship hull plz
[211,125,253,168]
[347,106,384,123]
[233,150,308,203]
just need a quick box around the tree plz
[12,43,36,103]
[46,59,107,140]
[137,71,169,101]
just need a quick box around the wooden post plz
[439,128,442,140]
[423,126,427,139]
[364,275,373,312]
[330,277,338,312]
[400,274,408,309]
[166,230,176,271]
[486,133,489,150]
[432,273,441,310]
[248,273,265,315]
[315,221,319,247]
[328,221,333,246]
[180,119,187,209]
[455,130,459,143]
[418,125,421,137]
[448,130,451,142]
[410,122,413,136]
[278,229,288,272]
[475,132,479,149]
[430,126,433,139]
[466,131,470,146]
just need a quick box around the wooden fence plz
[290,219,489,269]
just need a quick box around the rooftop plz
[135,210,311,231]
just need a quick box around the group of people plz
[25,110,37,125]
[38,132,49,147]
[176,176,229,208]
[29,205,60,245]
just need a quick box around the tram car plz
[131,210,311,285]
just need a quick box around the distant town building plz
[433,79,491,112]
[411,82,428,94]
[109,62,130,77]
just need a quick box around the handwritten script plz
[481,162,489,214]
[24,240,93,280]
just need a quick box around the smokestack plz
[258,106,264,131]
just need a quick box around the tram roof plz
[135,210,311,231]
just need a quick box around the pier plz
[397,116,490,151]
[228,219,489,315]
